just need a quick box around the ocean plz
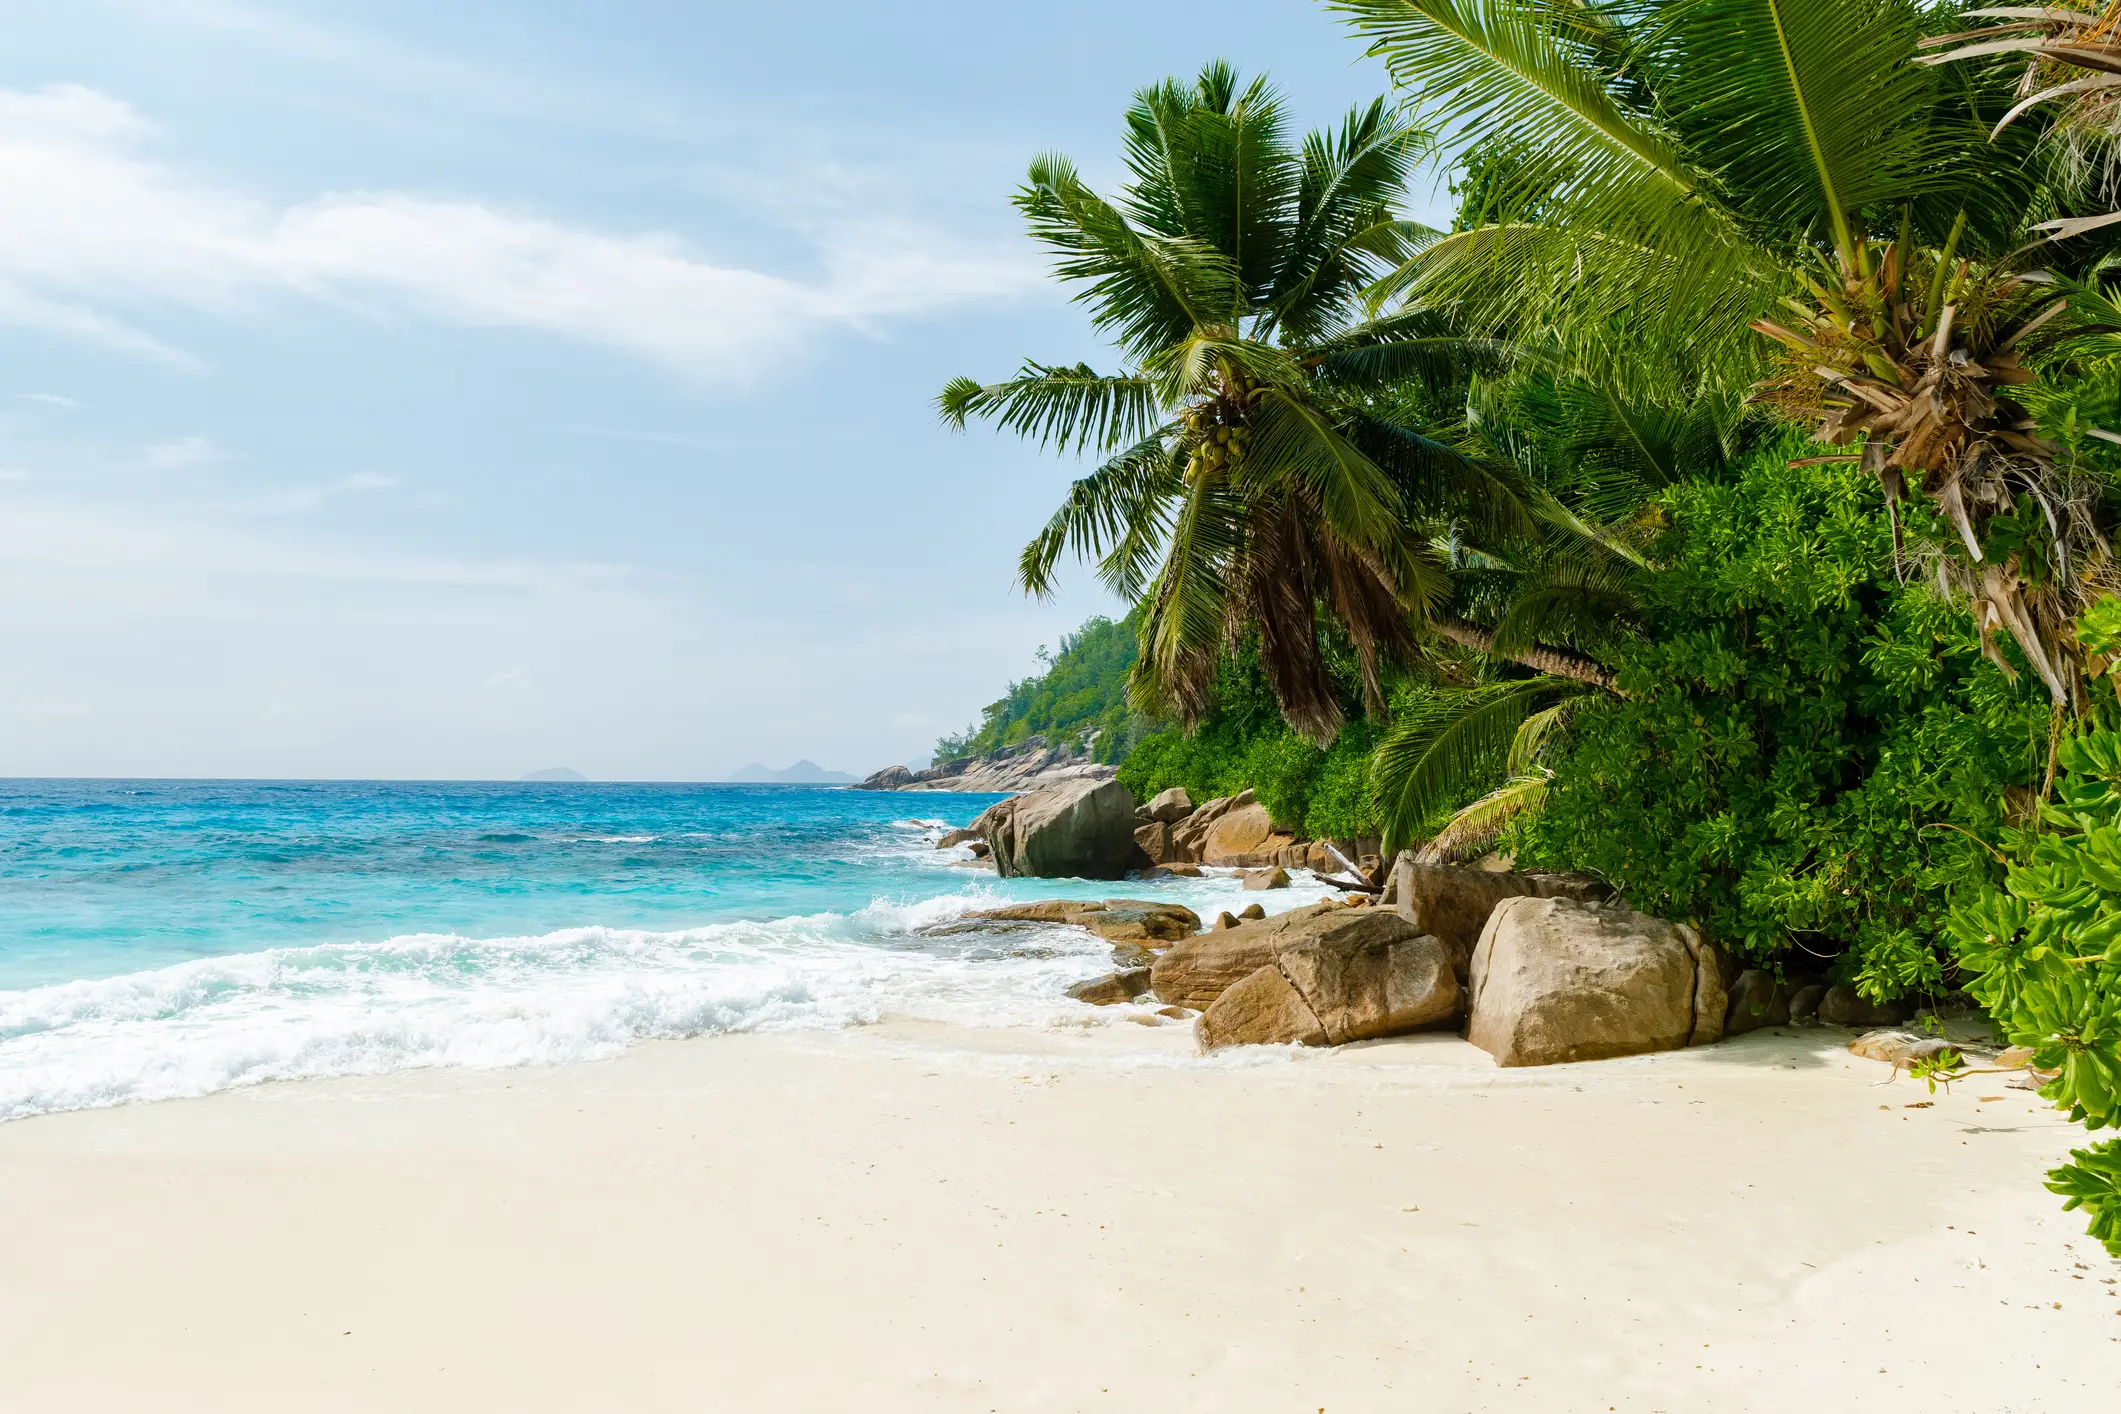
[0,779,1329,1121]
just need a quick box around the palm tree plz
[1366,369,1731,851]
[939,62,1522,745]
[1329,0,2114,708]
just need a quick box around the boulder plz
[1210,911,1240,932]
[1393,859,1613,979]
[959,899,1083,923]
[855,765,916,791]
[1134,821,1172,864]
[969,840,991,859]
[1787,983,1826,1022]
[1168,793,1243,862]
[1137,863,1202,881]
[1199,913,1459,1050]
[949,898,1199,944]
[936,828,979,849]
[1466,896,1725,1068]
[1073,902,1201,944]
[977,779,1149,879]
[1150,901,1352,1011]
[1239,903,1266,921]
[1201,799,1285,864]
[1067,968,1152,1006]
[1143,787,1195,824]
[1241,866,1291,891]
[1816,986,1910,1028]
[1723,970,1791,1036]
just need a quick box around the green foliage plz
[1510,443,2048,992]
[1116,645,1385,840]
[936,616,1156,766]
[1946,721,2121,1256]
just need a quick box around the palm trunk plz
[1431,618,1620,694]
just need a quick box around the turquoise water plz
[0,779,1329,1121]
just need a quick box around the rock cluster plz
[1133,789,1383,873]
[1196,912,1460,1049]
[1389,855,1611,977]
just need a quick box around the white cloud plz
[139,435,219,471]
[0,84,1041,379]
[15,392,84,408]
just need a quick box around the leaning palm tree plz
[940,62,1521,744]
[1330,0,2115,707]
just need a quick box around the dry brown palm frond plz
[1749,232,2112,704]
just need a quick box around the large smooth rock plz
[1137,863,1202,881]
[1466,897,1725,1068]
[1067,968,1152,1006]
[1169,791,1256,862]
[1134,821,1172,864]
[1393,859,1613,979]
[956,898,1199,943]
[936,828,979,849]
[1723,970,1791,1036]
[1199,913,1459,1050]
[1143,787,1195,824]
[855,765,916,790]
[1241,866,1291,891]
[1201,799,1281,864]
[977,779,1148,879]
[1816,986,1911,1028]
[1074,902,1200,944]
[1150,901,1347,1011]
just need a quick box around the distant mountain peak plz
[725,760,855,784]
[519,767,587,783]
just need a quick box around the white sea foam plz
[0,874,1343,1123]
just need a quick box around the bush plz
[1512,450,2048,995]
[1947,723,2121,1256]
[1117,647,1385,840]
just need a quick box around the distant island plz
[519,767,588,783]
[724,760,855,784]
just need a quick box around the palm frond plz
[1414,772,1552,862]
[1660,0,1966,261]
[937,363,1161,455]
[1372,676,1576,849]
[1328,0,1737,259]
[1017,432,1183,599]
[1244,389,1406,547]
[1017,156,1245,358]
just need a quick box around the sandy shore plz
[0,1018,2115,1411]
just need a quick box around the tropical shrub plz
[1947,729,2121,1257]
[1118,644,1386,840]
[1510,447,2048,993]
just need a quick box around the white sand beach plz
[0,1020,2114,1412]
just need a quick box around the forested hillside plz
[932,616,1154,765]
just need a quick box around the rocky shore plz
[919,774,2001,1077]
[854,736,1117,794]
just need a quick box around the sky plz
[0,0,1443,781]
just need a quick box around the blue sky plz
[0,0,1442,780]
